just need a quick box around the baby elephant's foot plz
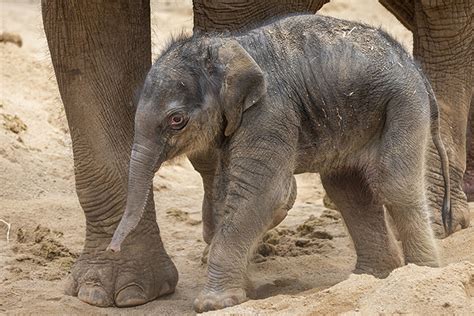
[406,256,440,268]
[193,288,247,313]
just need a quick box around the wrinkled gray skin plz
[108,14,451,312]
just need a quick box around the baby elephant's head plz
[107,37,267,251]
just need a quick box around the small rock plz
[257,243,276,257]
[295,238,310,247]
[165,207,201,225]
[2,114,27,134]
[0,32,22,47]
[153,183,169,191]
[166,208,189,221]
[310,230,333,240]
[186,218,202,226]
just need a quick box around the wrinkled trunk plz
[108,141,163,252]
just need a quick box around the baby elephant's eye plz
[168,113,188,130]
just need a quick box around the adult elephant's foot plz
[431,195,470,238]
[193,288,247,313]
[64,223,178,307]
[430,166,470,238]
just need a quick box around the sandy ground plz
[0,0,473,315]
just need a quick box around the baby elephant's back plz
[252,14,431,162]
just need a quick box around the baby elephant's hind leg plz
[382,181,440,267]
[321,171,403,277]
[378,102,440,267]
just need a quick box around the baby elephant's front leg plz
[193,154,294,313]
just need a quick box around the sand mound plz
[206,261,474,315]
[14,225,78,262]
[2,225,79,284]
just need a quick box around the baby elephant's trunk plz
[107,142,163,252]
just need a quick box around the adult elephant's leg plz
[381,0,471,235]
[464,94,474,201]
[42,0,177,307]
[412,0,472,234]
[192,0,329,32]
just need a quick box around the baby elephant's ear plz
[217,40,267,137]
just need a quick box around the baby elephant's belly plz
[294,114,385,174]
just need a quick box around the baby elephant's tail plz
[423,75,453,235]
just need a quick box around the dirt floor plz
[0,0,473,315]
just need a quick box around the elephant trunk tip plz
[107,224,131,252]
[106,238,122,252]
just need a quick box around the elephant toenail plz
[78,284,112,307]
[159,281,172,296]
[193,298,211,313]
[63,274,78,296]
[202,300,215,312]
[193,299,203,312]
[223,297,236,308]
[115,284,147,307]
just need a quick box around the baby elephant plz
[108,14,451,312]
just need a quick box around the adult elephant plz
[464,93,474,200]
[42,0,472,308]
